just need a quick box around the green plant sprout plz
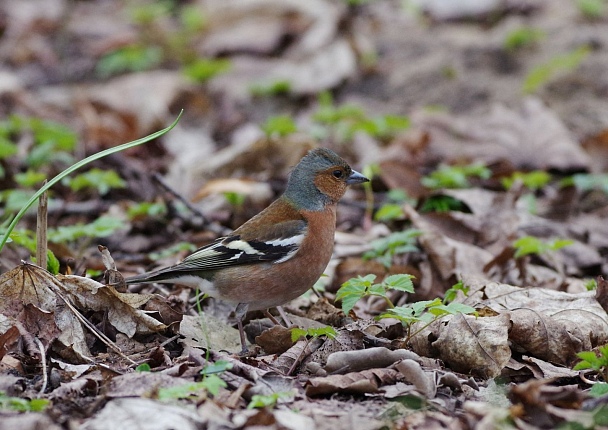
[290,326,338,342]
[183,58,231,83]
[247,391,294,409]
[62,168,126,196]
[420,195,466,213]
[501,171,551,191]
[312,92,409,142]
[363,229,421,269]
[127,201,168,220]
[0,392,49,412]
[561,173,608,194]
[523,45,590,94]
[0,115,77,175]
[576,0,606,19]
[585,279,598,291]
[249,80,292,97]
[96,44,163,78]
[157,377,227,400]
[443,280,470,304]
[0,112,183,254]
[503,27,545,51]
[379,299,476,341]
[336,274,415,315]
[336,274,476,342]
[374,189,415,223]
[574,344,608,383]
[136,363,151,372]
[262,115,298,137]
[512,236,573,259]
[421,163,491,190]
[223,191,247,208]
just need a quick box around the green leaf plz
[262,115,297,137]
[502,171,551,191]
[96,45,163,78]
[513,236,546,258]
[523,46,590,94]
[183,58,231,83]
[374,203,405,222]
[504,27,545,51]
[247,392,293,409]
[200,374,227,396]
[136,363,151,372]
[0,392,49,412]
[63,168,126,195]
[0,112,182,254]
[201,360,233,375]
[335,275,376,315]
[47,216,124,244]
[14,170,47,187]
[590,383,608,398]
[290,326,337,342]
[0,136,17,159]
[384,274,415,293]
[421,163,491,189]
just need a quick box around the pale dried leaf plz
[413,97,591,171]
[430,313,512,378]
[58,275,166,337]
[306,368,401,396]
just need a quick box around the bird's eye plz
[332,169,343,178]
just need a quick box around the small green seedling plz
[502,171,551,191]
[62,168,126,196]
[312,91,409,142]
[127,201,168,220]
[379,299,476,341]
[290,326,337,342]
[421,163,491,190]
[374,189,416,222]
[183,58,231,83]
[574,344,608,383]
[97,45,163,78]
[512,236,573,259]
[561,173,608,195]
[247,392,294,409]
[363,229,421,268]
[523,46,590,94]
[136,363,151,372]
[443,280,470,304]
[0,392,49,412]
[157,377,226,400]
[577,0,606,19]
[585,279,598,291]
[250,80,292,97]
[336,274,414,315]
[262,115,298,138]
[503,27,545,51]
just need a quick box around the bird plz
[125,147,369,352]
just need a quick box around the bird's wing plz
[173,219,308,271]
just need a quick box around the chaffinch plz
[125,147,369,352]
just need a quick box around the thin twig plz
[34,338,48,395]
[36,180,48,270]
[152,173,230,235]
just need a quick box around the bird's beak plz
[346,170,370,185]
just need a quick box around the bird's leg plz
[235,302,249,353]
[276,306,293,327]
[262,309,281,325]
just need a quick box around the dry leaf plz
[413,97,591,171]
[306,368,401,397]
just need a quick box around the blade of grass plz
[0,110,183,253]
